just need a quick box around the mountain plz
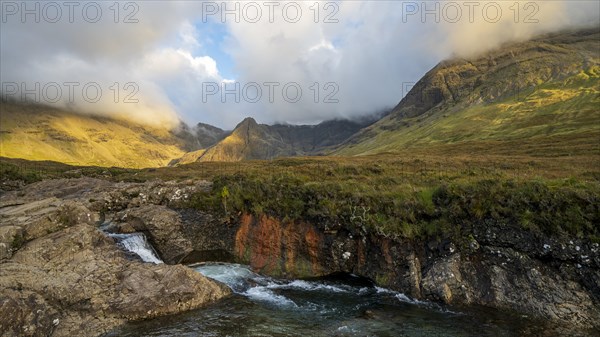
[171,122,228,152]
[197,117,291,162]
[335,28,600,157]
[177,117,373,163]
[0,100,371,167]
[270,117,381,153]
[193,123,230,149]
[0,102,220,168]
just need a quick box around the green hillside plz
[336,29,600,157]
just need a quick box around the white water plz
[107,263,537,337]
[193,263,430,311]
[108,233,163,264]
[194,263,298,307]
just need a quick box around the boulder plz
[0,224,230,337]
[117,205,193,264]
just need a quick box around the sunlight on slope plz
[0,103,186,168]
[174,149,207,165]
[337,71,600,157]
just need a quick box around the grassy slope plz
[3,150,598,242]
[336,69,600,157]
[0,103,187,168]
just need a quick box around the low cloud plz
[1,1,598,129]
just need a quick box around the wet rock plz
[0,224,230,337]
[405,252,422,298]
[421,254,468,303]
[231,212,600,330]
[116,205,193,264]
[0,178,229,336]
[358,309,376,320]
[178,208,237,264]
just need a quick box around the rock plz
[0,178,230,336]
[359,309,376,319]
[178,208,237,264]
[0,289,60,337]
[0,226,23,260]
[478,247,600,328]
[0,177,211,214]
[421,254,468,303]
[406,252,422,298]
[103,222,136,234]
[0,224,230,337]
[117,205,193,264]
[2,177,599,334]
[231,212,600,331]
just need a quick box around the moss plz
[375,273,391,287]
[293,258,314,279]
[11,234,24,251]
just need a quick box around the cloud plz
[0,1,207,127]
[1,1,598,129]
[221,0,600,126]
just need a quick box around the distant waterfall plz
[108,233,163,264]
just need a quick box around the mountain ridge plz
[0,102,210,168]
[2,28,598,166]
[0,101,376,167]
[177,116,374,163]
[334,28,600,157]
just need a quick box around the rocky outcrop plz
[0,224,230,336]
[0,178,230,337]
[228,213,600,331]
[110,206,193,264]
[2,177,598,335]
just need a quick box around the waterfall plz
[108,233,163,264]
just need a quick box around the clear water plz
[104,263,566,337]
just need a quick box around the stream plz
[103,232,548,337]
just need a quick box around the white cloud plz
[1,1,598,129]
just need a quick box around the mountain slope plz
[186,117,371,163]
[335,28,600,157]
[194,123,229,148]
[195,117,294,162]
[171,122,228,152]
[0,102,215,168]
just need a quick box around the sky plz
[1,1,599,129]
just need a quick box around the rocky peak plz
[390,28,599,120]
[238,117,258,126]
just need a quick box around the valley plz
[1,28,599,337]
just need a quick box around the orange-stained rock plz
[234,213,327,277]
[234,213,252,261]
[250,215,283,273]
[304,226,322,275]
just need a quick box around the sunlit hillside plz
[337,71,600,157]
[0,102,190,168]
[336,29,600,158]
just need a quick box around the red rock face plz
[234,213,252,264]
[232,211,600,330]
[304,226,323,275]
[234,213,325,277]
